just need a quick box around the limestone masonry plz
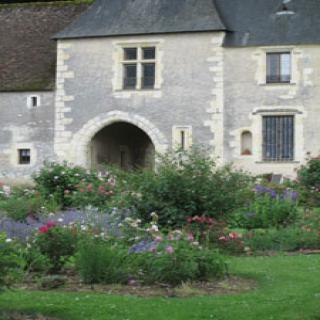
[1,0,320,181]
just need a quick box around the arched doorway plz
[90,122,155,170]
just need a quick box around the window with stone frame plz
[122,47,156,90]
[262,115,294,161]
[18,149,31,165]
[266,52,291,84]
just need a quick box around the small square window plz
[124,48,137,60]
[266,52,291,83]
[143,47,156,60]
[18,149,31,165]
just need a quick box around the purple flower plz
[165,246,174,254]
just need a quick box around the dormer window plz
[122,46,156,90]
[266,52,291,84]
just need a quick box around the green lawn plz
[1,255,320,320]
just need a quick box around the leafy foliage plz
[233,185,299,229]
[33,162,116,209]
[76,237,132,285]
[35,223,77,272]
[297,158,320,206]
[0,234,24,291]
[112,148,253,227]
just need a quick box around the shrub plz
[0,233,24,291]
[134,239,226,285]
[0,195,43,221]
[76,238,132,285]
[67,177,115,209]
[233,185,299,229]
[34,222,77,272]
[112,148,253,227]
[33,162,116,209]
[297,158,320,207]
[243,226,320,252]
[23,246,52,274]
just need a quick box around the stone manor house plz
[1,0,320,181]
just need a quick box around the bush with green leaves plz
[297,158,320,207]
[34,222,77,273]
[0,233,24,291]
[76,225,227,286]
[135,240,226,285]
[76,237,132,285]
[243,226,320,253]
[0,195,42,221]
[112,148,253,227]
[33,162,89,207]
[33,162,116,209]
[233,185,299,229]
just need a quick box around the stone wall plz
[54,32,226,166]
[0,92,55,182]
[223,45,320,177]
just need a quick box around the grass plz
[0,255,320,320]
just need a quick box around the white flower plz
[5,238,12,243]
[151,224,159,232]
[3,185,11,196]
[58,218,64,222]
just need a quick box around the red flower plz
[39,226,49,234]
[87,184,93,192]
[79,188,85,193]
[98,185,105,192]
[186,217,193,223]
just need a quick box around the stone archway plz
[91,122,155,170]
[70,111,168,168]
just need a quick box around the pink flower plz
[79,188,85,193]
[46,221,56,229]
[64,189,70,194]
[187,233,194,241]
[98,185,105,192]
[155,236,162,242]
[39,226,49,234]
[219,236,228,241]
[87,184,93,192]
[166,246,175,254]
[229,232,239,240]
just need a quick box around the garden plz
[0,149,320,319]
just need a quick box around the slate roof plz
[55,0,226,39]
[215,0,320,47]
[0,2,89,92]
